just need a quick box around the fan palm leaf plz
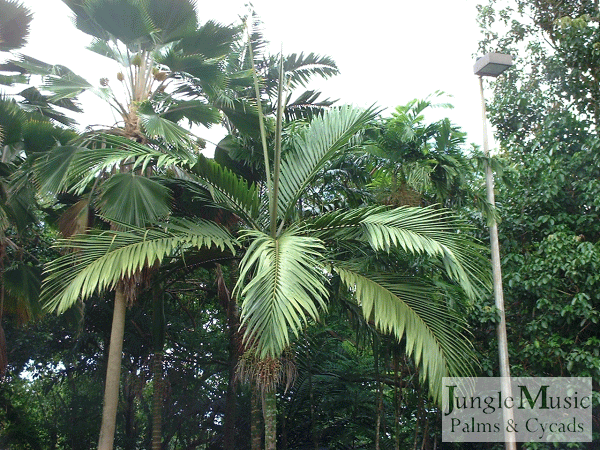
[0,0,33,51]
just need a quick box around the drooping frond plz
[188,155,260,226]
[335,266,476,403]
[358,206,490,299]
[42,218,238,313]
[278,105,379,220]
[235,229,328,358]
[301,205,490,299]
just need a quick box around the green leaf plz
[0,0,33,51]
[189,155,260,226]
[98,173,172,227]
[235,229,328,358]
[42,218,238,313]
[138,107,200,147]
[359,206,490,299]
[335,266,476,402]
[278,105,379,220]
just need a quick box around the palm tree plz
[27,1,240,449]
[41,102,490,449]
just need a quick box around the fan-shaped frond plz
[235,229,328,358]
[138,108,200,147]
[335,266,476,402]
[98,173,172,227]
[278,105,379,220]
[0,0,33,51]
[175,20,240,60]
[145,0,198,44]
[42,218,238,313]
[35,134,191,195]
[79,0,155,47]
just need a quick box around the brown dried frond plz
[58,199,94,239]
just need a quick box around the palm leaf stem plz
[270,52,285,237]
[246,22,272,208]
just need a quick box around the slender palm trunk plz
[98,285,127,450]
[263,390,277,450]
[251,385,262,450]
[152,352,163,450]
[374,341,383,450]
[151,282,165,450]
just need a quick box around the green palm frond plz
[138,108,200,148]
[98,173,172,227]
[176,20,240,60]
[35,134,191,195]
[283,53,339,89]
[145,0,198,44]
[0,0,33,51]
[301,205,387,241]
[235,229,328,358]
[160,99,222,128]
[359,206,490,299]
[80,0,155,47]
[189,155,260,226]
[335,266,476,402]
[278,105,379,220]
[3,262,42,321]
[87,39,130,66]
[42,218,238,313]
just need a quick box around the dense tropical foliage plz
[0,0,599,449]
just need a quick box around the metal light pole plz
[474,52,516,450]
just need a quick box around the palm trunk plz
[393,354,401,450]
[97,285,127,450]
[263,390,277,450]
[308,360,318,450]
[152,352,163,450]
[374,341,383,450]
[217,264,239,450]
[151,282,166,450]
[251,385,262,450]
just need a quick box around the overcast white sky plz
[14,0,489,150]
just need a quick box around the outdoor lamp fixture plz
[474,52,516,450]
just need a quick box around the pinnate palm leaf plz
[189,155,260,226]
[235,229,328,358]
[283,53,339,89]
[359,206,489,299]
[335,266,476,402]
[42,218,238,313]
[278,106,378,220]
